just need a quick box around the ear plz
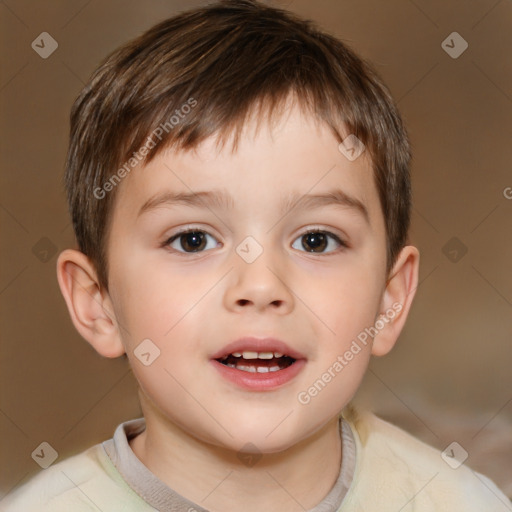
[56,249,125,358]
[371,245,420,357]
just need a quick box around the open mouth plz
[216,351,296,373]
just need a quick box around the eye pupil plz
[181,231,206,252]
[303,232,327,252]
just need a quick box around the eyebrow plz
[137,188,369,225]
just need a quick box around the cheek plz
[307,265,382,342]
[111,256,208,344]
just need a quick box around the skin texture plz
[57,102,419,512]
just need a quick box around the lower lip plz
[211,359,306,391]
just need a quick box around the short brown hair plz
[64,0,412,291]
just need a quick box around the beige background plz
[1,0,511,502]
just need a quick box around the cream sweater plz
[1,407,510,511]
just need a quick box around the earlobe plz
[371,245,420,357]
[56,249,125,358]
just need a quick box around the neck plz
[129,399,343,512]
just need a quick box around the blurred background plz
[1,0,511,502]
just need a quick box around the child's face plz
[105,103,395,451]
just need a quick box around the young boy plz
[2,1,510,510]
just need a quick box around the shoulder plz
[340,405,511,512]
[0,442,153,511]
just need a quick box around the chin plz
[228,434,300,456]
[222,418,315,455]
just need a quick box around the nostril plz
[237,299,251,306]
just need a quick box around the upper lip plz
[211,337,306,360]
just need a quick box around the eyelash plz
[162,227,349,255]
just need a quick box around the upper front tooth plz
[242,351,258,359]
[240,351,286,359]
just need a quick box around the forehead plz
[110,104,385,235]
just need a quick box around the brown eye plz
[166,230,217,253]
[302,232,327,252]
[180,231,206,252]
[292,230,346,254]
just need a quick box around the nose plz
[223,243,295,315]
